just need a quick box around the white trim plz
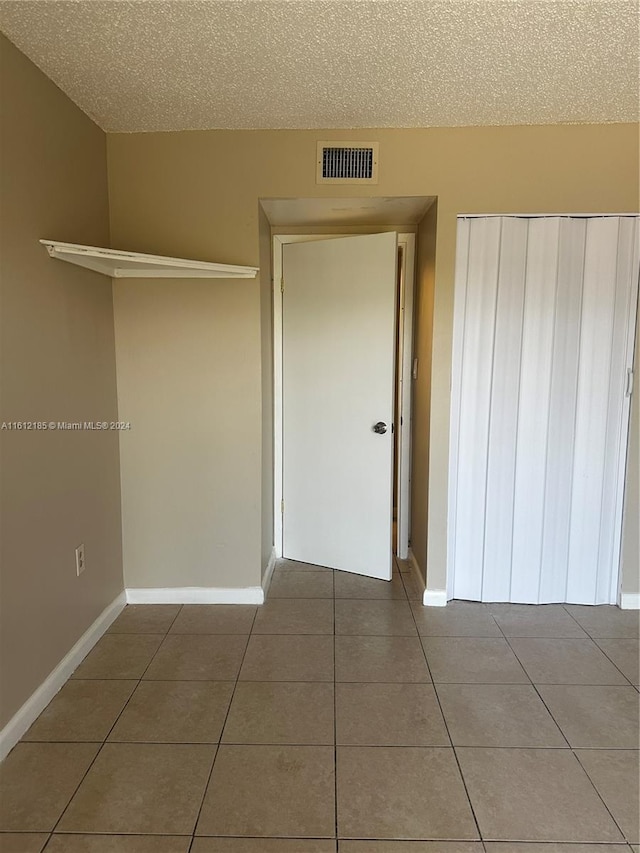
[459,214,640,220]
[273,231,415,561]
[396,235,416,560]
[262,548,277,599]
[423,587,448,607]
[125,586,265,605]
[408,548,449,607]
[620,593,640,610]
[40,240,258,280]
[0,591,126,762]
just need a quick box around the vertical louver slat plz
[320,146,374,179]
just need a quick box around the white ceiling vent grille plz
[316,142,379,184]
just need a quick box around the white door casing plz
[281,232,398,578]
[449,215,639,604]
[395,237,416,560]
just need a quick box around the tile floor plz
[1,557,639,852]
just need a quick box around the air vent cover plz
[316,142,379,184]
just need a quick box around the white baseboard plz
[620,592,640,610]
[423,588,448,607]
[126,586,265,605]
[0,591,126,763]
[407,549,447,607]
[261,548,277,599]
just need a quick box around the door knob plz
[373,421,387,434]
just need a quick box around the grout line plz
[14,738,640,749]
[47,607,186,836]
[572,747,633,843]
[407,594,484,843]
[591,637,639,688]
[500,629,635,841]
[187,604,261,851]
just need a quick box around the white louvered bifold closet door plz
[449,215,639,604]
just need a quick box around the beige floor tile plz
[196,745,335,837]
[252,599,334,634]
[108,605,181,634]
[335,635,430,682]
[400,572,424,601]
[457,747,624,842]
[275,559,333,572]
[336,683,448,746]
[484,845,631,852]
[71,635,163,680]
[489,604,588,638]
[508,638,629,684]
[575,749,640,843]
[23,680,136,742]
[222,682,334,744]
[169,605,257,634]
[143,635,247,680]
[58,743,215,835]
[337,746,477,839]
[537,685,639,748]
[436,684,566,747]
[335,600,417,636]
[421,638,528,683]
[334,572,406,600]
[44,837,191,852]
[340,844,484,852]
[411,601,502,637]
[239,635,334,681]
[108,681,234,743]
[595,639,640,684]
[192,839,337,852]
[0,834,48,853]
[564,606,640,639]
[269,572,334,599]
[0,743,99,832]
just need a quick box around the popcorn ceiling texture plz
[0,0,637,132]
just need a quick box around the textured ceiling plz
[0,1,637,133]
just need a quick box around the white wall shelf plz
[40,240,258,279]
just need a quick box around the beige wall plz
[113,277,262,589]
[0,36,123,726]
[107,124,639,595]
[411,202,438,583]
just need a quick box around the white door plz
[449,215,639,604]
[282,232,398,579]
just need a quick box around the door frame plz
[273,231,416,561]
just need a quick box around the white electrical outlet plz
[75,543,85,576]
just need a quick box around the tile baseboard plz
[0,591,126,762]
[125,586,265,605]
[619,592,640,610]
[407,548,447,607]
[423,588,448,607]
